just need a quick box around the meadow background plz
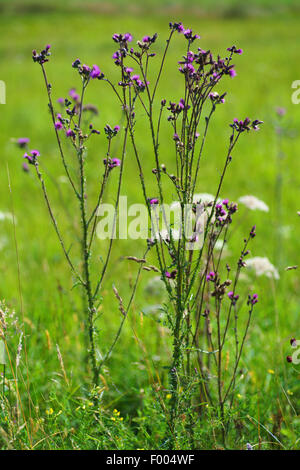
[0,0,300,450]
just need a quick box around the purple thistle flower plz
[23,149,40,165]
[149,198,159,205]
[124,33,132,42]
[55,121,63,130]
[69,88,80,102]
[248,293,258,306]
[103,157,121,170]
[90,64,101,79]
[66,129,75,138]
[206,271,215,282]
[17,137,30,148]
[22,162,30,172]
[57,97,64,104]
[228,291,239,305]
[72,58,81,68]
[229,68,237,78]
[165,270,177,279]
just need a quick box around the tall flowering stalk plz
[26,46,130,386]
[105,24,262,443]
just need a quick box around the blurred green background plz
[0,0,300,443]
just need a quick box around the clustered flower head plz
[17,137,30,148]
[247,293,258,306]
[165,269,177,279]
[169,22,200,42]
[72,58,104,81]
[206,271,216,282]
[23,149,40,165]
[245,257,279,280]
[104,124,121,139]
[103,157,121,170]
[32,44,51,64]
[231,118,263,133]
[239,195,269,212]
[228,291,239,305]
[215,199,238,227]
[149,198,159,206]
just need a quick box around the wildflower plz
[90,64,101,79]
[169,22,184,33]
[55,121,63,130]
[183,29,200,42]
[245,257,279,280]
[268,369,275,375]
[165,270,177,279]
[103,157,121,170]
[69,88,80,102]
[166,394,172,400]
[247,293,259,306]
[231,117,263,133]
[149,198,159,205]
[57,97,64,104]
[72,58,81,68]
[276,107,286,117]
[46,408,54,415]
[17,137,29,148]
[23,149,40,165]
[250,225,256,238]
[228,291,239,305]
[228,68,237,78]
[66,129,75,138]
[206,271,216,282]
[32,44,51,65]
[227,46,243,55]
[239,195,269,212]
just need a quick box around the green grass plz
[0,3,300,450]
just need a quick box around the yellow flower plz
[111,417,116,421]
[46,408,54,415]
[88,402,94,407]
[113,409,120,416]
[237,394,243,399]
[287,390,294,396]
[166,394,172,400]
[268,369,275,375]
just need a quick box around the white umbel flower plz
[239,195,269,212]
[245,256,279,279]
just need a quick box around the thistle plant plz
[21,45,132,387]
[104,24,263,444]
[22,23,263,446]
